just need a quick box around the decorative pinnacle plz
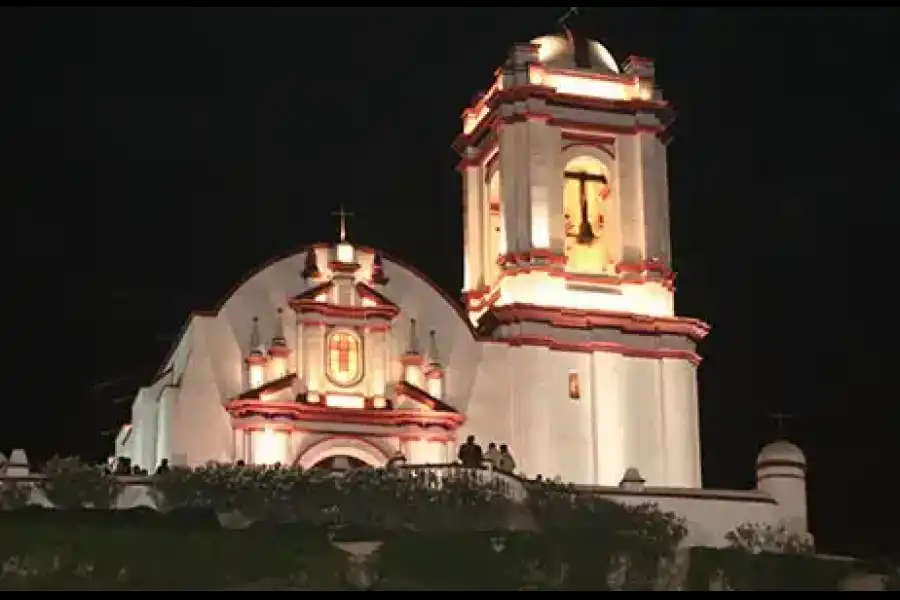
[406,318,420,355]
[331,206,354,242]
[428,329,441,366]
[249,316,261,351]
[272,308,286,346]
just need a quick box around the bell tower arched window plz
[325,329,364,387]
[563,155,613,274]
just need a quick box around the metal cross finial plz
[767,411,795,438]
[331,206,354,242]
[557,7,580,28]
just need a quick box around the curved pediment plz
[158,243,482,413]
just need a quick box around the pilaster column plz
[461,152,484,290]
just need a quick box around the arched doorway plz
[309,455,372,471]
[294,436,390,470]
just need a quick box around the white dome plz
[756,440,806,468]
[531,32,620,74]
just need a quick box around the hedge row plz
[0,508,860,590]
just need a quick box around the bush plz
[725,521,814,554]
[0,513,346,590]
[39,457,122,510]
[0,481,31,510]
[523,480,687,589]
[0,500,873,590]
[152,463,509,530]
[686,546,855,591]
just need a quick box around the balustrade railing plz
[395,463,528,503]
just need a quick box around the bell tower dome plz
[455,25,677,322]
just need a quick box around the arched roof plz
[157,243,478,383]
[210,242,472,329]
[756,439,806,468]
[532,31,620,74]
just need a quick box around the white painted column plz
[623,357,666,485]
[294,315,307,385]
[661,357,702,487]
[233,429,245,463]
[307,323,326,394]
[370,329,385,396]
[461,156,484,290]
[499,122,531,253]
[527,117,553,250]
[282,431,291,465]
[637,131,672,265]
[153,392,170,470]
[616,135,643,263]
[383,327,393,385]
[485,171,503,281]
[592,352,626,486]
[364,328,374,397]
[538,123,565,255]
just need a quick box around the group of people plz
[107,439,517,475]
[106,457,171,476]
[457,436,516,473]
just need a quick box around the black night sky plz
[7,8,900,561]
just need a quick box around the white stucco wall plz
[599,487,780,548]
[121,247,483,468]
[465,345,701,488]
[166,317,232,467]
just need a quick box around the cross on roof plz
[557,7,580,28]
[767,411,795,437]
[331,206,354,242]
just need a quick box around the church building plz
[119,29,720,492]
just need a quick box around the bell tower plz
[455,26,710,488]
[455,26,677,322]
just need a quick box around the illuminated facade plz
[116,34,807,549]
[455,31,707,488]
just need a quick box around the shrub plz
[524,480,687,589]
[39,457,122,510]
[152,463,509,529]
[726,521,814,555]
[0,481,30,510]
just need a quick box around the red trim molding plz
[486,335,701,365]
[225,400,464,430]
[288,299,400,321]
[454,84,670,156]
[463,258,677,314]
[488,303,709,342]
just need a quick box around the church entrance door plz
[294,436,390,470]
[309,455,372,471]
